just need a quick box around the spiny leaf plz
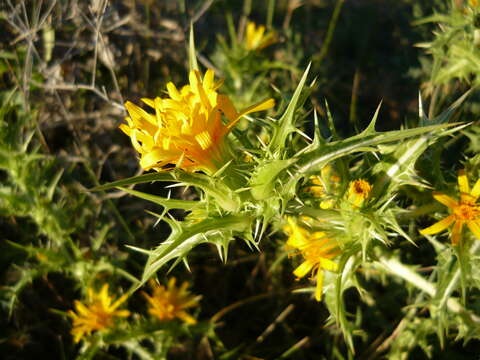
[117,187,200,211]
[136,215,252,289]
[269,63,311,152]
[249,159,296,200]
[357,100,382,137]
[92,170,240,212]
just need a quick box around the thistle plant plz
[92,28,480,353]
[6,1,480,358]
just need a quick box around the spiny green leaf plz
[249,159,296,200]
[92,170,241,212]
[269,63,311,152]
[136,215,252,289]
[117,187,200,211]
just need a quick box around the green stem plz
[315,0,345,63]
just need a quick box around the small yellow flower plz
[245,21,277,51]
[143,278,200,325]
[305,165,339,209]
[68,284,130,343]
[121,69,274,174]
[420,169,480,245]
[347,179,372,207]
[284,219,340,301]
[307,176,326,197]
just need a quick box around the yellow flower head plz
[347,179,372,207]
[420,169,480,245]
[68,284,130,343]
[143,278,200,325]
[284,218,340,301]
[245,21,277,51]
[121,69,274,173]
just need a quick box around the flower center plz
[454,202,480,221]
[353,181,370,196]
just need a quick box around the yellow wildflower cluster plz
[420,170,480,245]
[143,278,200,325]
[121,69,274,173]
[68,284,129,343]
[245,21,277,51]
[284,219,340,301]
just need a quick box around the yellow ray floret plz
[121,69,274,173]
[68,284,130,343]
[245,21,277,51]
[284,218,340,301]
[142,278,200,325]
[420,169,480,245]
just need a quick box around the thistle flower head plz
[142,278,200,325]
[420,169,480,245]
[347,179,372,207]
[121,69,274,174]
[245,21,277,51]
[284,218,340,301]
[68,284,130,343]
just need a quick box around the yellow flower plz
[120,69,274,173]
[68,284,130,343]
[347,179,372,207]
[307,175,326,197]
[420,170,480,245]
[305,165,339,209]
[143,278,200,325]
[245,21,277,51]
[284,219,340,301]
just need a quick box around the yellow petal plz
[315,269,324,301]
[111,293,129,310]
[451,221,463,245]
[119,123,131,136]
[471,178,480,200]
[432,193,458,209]
[166,82,181,101]
[319,258,338,272]
[74,301,92,317]
[195,131,213,150]
[125,101,157,127]
[224,98,275,131]
[141,97,155,108]
[177,311,197,325]
[419,215,455,235]
[237,98,275,119]
[467,220,480,240]
[203,69,215,89]
[114,309,131,318]
[293,261,313,278]
[217,95,239,122]
[139,148,170,169]
[458,169,470,195]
